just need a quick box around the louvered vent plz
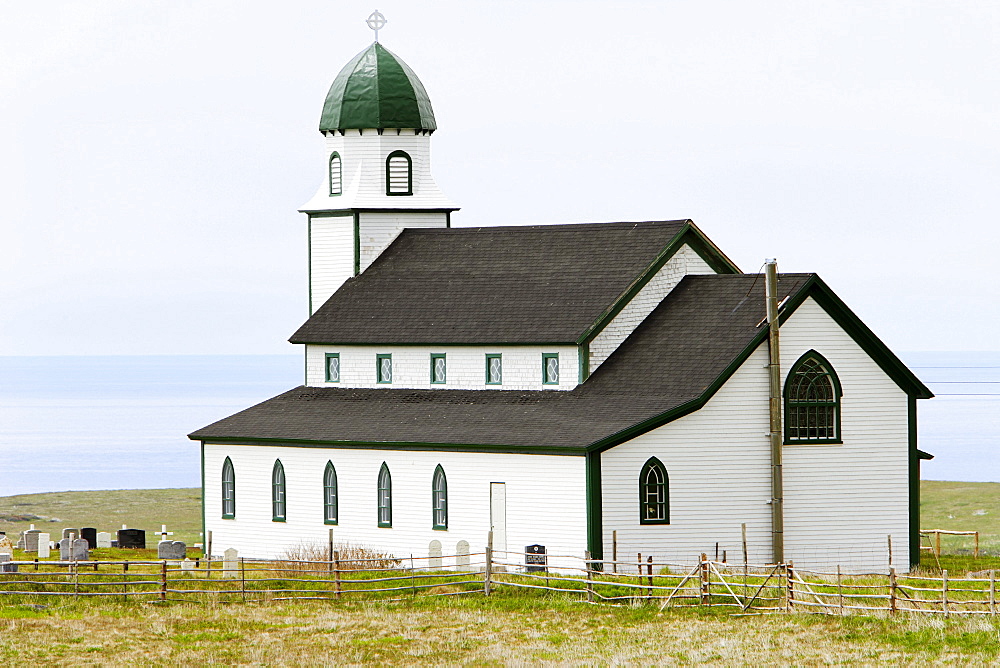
[386,151,412,195]
[329,153,342,195]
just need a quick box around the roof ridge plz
[401,220,691,235]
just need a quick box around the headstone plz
[158,541,187,560]
[58,538,72,560]
[117,529,146,549]
[96,532,112,549]
[0,554,16,573]
[16,535,25,551]
[180,558,194,574]
[62,528,79,540]
[456,540,470,568]
[525,544,547,573]
[72,538,89,561]
[81,528,98,549]
[222,548,238,577]
[0,536,13,556]
[110,540,119,548]
[23,530,41,553]
[59,537,89,561]
[428,540,442,569]
[36,534,50,558]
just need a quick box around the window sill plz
[324,520,338,526]
[272,518,286,523]
[432,526,448,531]
[783,440,843,446]
[639,519,671,526]
[221,515,235,520]
[378,523,392,529]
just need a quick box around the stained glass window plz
[784,352,842,443]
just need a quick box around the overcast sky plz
[2,1,998,356]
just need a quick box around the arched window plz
[784,350,842,444]
[432,465,448,530]
[221,457,235,519]
[271,460,286,522]
[323,461,338,525]
[377,462,392,527]
[385,150,412,195]
[639,457,669,524]
[329,152,342,196]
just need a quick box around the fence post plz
[742,523,748,602]
[700,553,709,606]
[990,570,996,616]
[585,550,594,603]
[484,531,493,596]
[647,555,653,599]
[334,550,342,600]
[935,531,941,558]
[328,528,334,575]
[206,531,213,580]
[612,531,618,574]
[975,532,980,559]
[122,561,127,602]
[240,557,246,603]
[889,567,897,615]
[160,560,167,602]
[942,569,949,617]
[410,555,417,596]
[887,534,893,570]
[837,565,844,616]
[786,561,794,613]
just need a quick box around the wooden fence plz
[1,547,997,616]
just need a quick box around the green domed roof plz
[319,43,437,132]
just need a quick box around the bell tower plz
[299,34,459,314]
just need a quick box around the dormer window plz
[386,150,412,195]
[329,152,342,196]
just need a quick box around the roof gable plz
[290,220,738,345]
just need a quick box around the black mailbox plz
[525,544,547,573]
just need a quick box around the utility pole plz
[766,259,784,564]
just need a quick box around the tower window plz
[377,354,392,383]
[784,351,843,443]
[542,353,559,385]
[486,354,502,385]
[386,150,412,195]
[329,152,342,196]
[325,353,340,383]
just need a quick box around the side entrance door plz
[490,482,507,554]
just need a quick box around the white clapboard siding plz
[300,132,458,212]
[589,245,716,372]
[310,216,354,313]
[358,211,448,273]
[306,344,580,390]
[204,444,587,567]
[601,296,911,573]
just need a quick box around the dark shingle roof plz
[290,220,693,344]
[192,273,814,450]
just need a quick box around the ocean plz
[0,352,996,496]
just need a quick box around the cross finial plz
[366,10,387,42]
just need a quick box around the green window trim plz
[542,353,560,385]
[271,459,286,522]
[328,152,342,196]
[783,350,843,445]
[430,353,447,384]
[376,354,392,384]
[432,464,448,530]
[385,150,412,196]
[639,457,670,525]
[377,462,392,527]
[221,457,235,519]
[485,354,502,385]
[325,353,341,383]
[323,461,338,525]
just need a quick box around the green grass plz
[0,488,202,546]
[921,481,1000,555]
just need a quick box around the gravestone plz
[0,536,13,556]
[180,558,194,574]
[456,540,470,568]
[0,554,16,573]
[81,528,98,549]
[62,528,79,540]
[525,544,547,573]
[117,529,146,549]
[158,541,187,560]
[23,530,41,553]
[16,535,25,551]
[96,532,112,548]
[222,548,238,577]
[36,533,50,558]
[428,540,442,569]
[72,538,89,561]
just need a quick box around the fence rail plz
[0,546,996,616]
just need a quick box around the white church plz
[190,34,934,573]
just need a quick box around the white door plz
[490,482,507,554]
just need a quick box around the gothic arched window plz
[386,150,412,195]
[221,457,235,519]
[377,462,392,527]
[432,465,448,530]
[272,460,286,522]
[323,461,338,525]
[784,351,843,444]
[639,457,669,524]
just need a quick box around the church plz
[189,34,933,573]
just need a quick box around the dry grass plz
[277,542,402,573]
[0,597,998,665]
